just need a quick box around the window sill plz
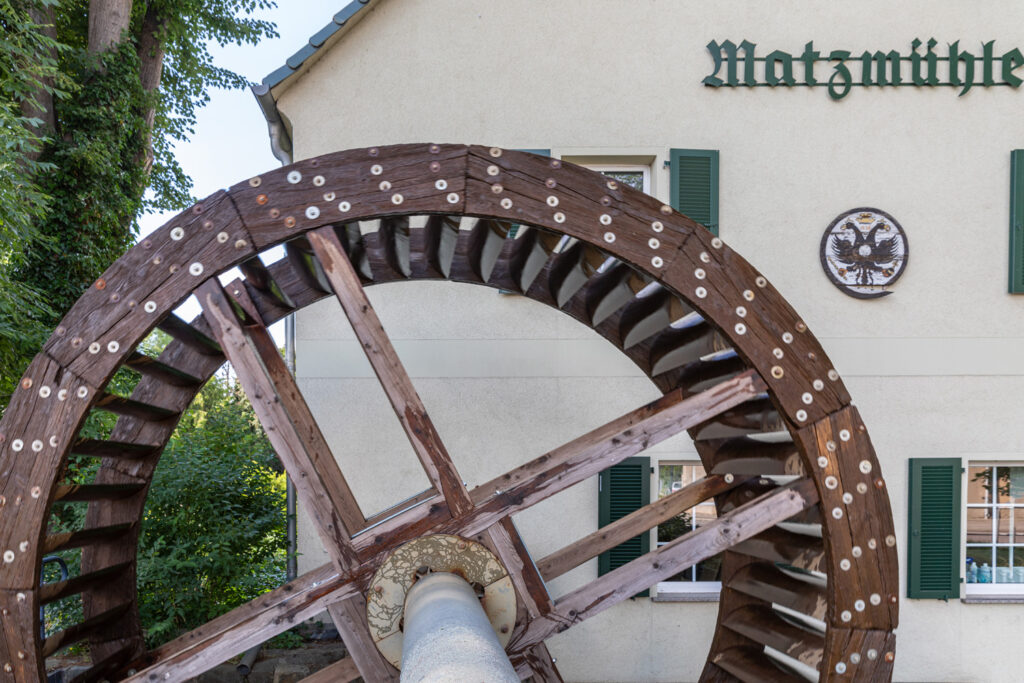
[961,595,1024,604]
[652,591,720,603]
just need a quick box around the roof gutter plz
[252,82,293,166]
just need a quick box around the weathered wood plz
[70,438,158,459]
[42,523,133,554]
[728,563,827,621]
[198,279,365,570]
[522,642,565,683]
[408,215,456,279]
[41,602,131,656]
[362,217,411,282]
[125,566,355,683]
[67,643,136,683]
[123,351,203,387]
[722,604,824,670]
[239,256,296,309]
[53,483,145,502]
[537,473,745,581]
[508,479,818,653]
[464,372,767,538]
[38,562,132,604]
[92,393,177,422]
[481,517,552,619]
[711,646,806,683]
[157,313,224,356]
[731,527,826,573]
[298,657,360,683]
[309,226,473,516]
[821,627,896,681]
[286,237,332,293]
[327,594,399,682]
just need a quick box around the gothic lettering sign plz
[820,208,908,299]
[703,39,1024,100]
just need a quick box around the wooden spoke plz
[481,517,553,619]
[308,226,473,516]
[506,478,818,653]
[536,473,748,581]
[326,594,399,682]
[452,371,766,539]
[198,279,365,572]
[124,564,354,682]
[520,642,565,683]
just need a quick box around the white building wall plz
[275,1,1024,680]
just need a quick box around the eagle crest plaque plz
[820,207,908,298]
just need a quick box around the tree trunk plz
[19,3,57,158]
[87,0,133,53]
[137,6,166,175]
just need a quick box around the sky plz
[137,1,339,239]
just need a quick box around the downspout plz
[239,84,297,677]
[251,82,297,584]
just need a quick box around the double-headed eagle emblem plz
[821,209,908,298]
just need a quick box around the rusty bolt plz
[884,652,895,663]
[500,625,509,634]
[95,278,106,290]
[256,194,269,205]
[374,585,383,594]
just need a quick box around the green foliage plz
[136,369,287,646]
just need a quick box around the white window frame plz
[964,460,1024,596]
[652,459,722,600]
[583,163,652,194]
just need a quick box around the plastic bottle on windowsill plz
[978,563,992,584]
[966,559,977,583]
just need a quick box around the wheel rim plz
[0,144,898,682]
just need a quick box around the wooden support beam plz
[536,473,746,581]
[521,642,564,683]
[507,478,818,653]
[126,564,354,683]
[239,256,296,309]
[308,226,473,516]
[326,594,399,682]
[482,517,552,619]
[198,279,365,572]
[123,351,203,387]
[460,371,766,539]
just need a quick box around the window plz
[586,164,650,194]
[655,461,722,598]
[965,464,1024,594]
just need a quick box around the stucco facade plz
[261,2,1024,680]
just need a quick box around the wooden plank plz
[158,312,225,356]
[92,393,178,422]
[711,646,806,683]
[239,256,296,309]
[460,372,767,539]
[124,565,356,683]
[722,604,824,670]
[123,351,203,387]
[42,602,131,657]
[408,215,454,279]
[480,517,552,619]
[68,643,136,683]
[70,438,158,459]
[731,527,826,573]
[728,563,827,621]
[39,562,132,604]
[536,473,746,581]
[821,627,896,681]
[308,226,473,516]
[53,483,145,502]
[327,594,399,682]
[42,523,133,554]
[198,280,365,571]
[298,657,360,683]
[507,478,819,653]
[0,588,44,680]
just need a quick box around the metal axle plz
[400,572,519,682]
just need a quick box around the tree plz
[0,0,276,402]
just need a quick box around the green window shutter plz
[907,457,962,599]
[670,149,719,235]
[1009,150,1024,293]
[598,456,651,597]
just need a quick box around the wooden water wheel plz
[0,145,898,682]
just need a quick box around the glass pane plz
[1000,466,1024,504]
[658,464,682,499]
[966,508,993,544]
[601,171,644,192]
[998,509,1012,543]
[1014,510,1024,544]
[996,547,1013,583]
[658,512,692,544]
[966,546,992,583]
[968,466,994,504]
[1012,550,1024,583]
[694,554,723,581]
